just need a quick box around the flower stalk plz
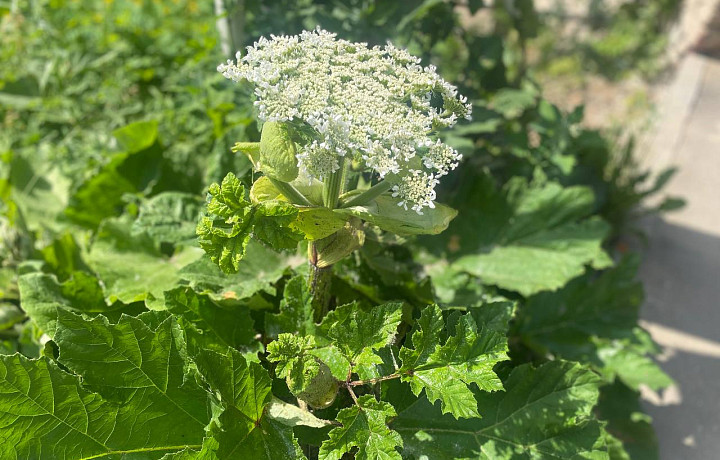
[268,178,313,206]
[339,179,394,208]
[322,156,346,209]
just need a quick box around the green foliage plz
[197,172,303,273]
[0,1,680,459]
[392,361,609,459]
[398,304,511,419]
[320,395,403,460]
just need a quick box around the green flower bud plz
[288,359,339,409]
[259,122,299,182]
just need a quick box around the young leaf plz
[0,354,205,459]
[164,287,261,355]
[337,194,457,236]
[319,395,403,460]
[392,361,610,459]
[267,334,320,395]
[399,304,511,419]
[265,275,317,338]
[197,172,303,274]
[320,302,402,370]
[194,348,304,459]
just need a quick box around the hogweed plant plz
[200,29,469,319]
[195,29,522,458]
[188,27,625,460]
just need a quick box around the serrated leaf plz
[0,354,205,459]
[86,217,201,307]
[320,302,402,368]
[198,173,302,274]
[133,192,205,245]
[518,257,672,390]
[319,395,402,460]
[194,348,303,459]
[399,303,511,419]
[267,334,320,395]
[338,194,457,236]
[52,309,210,431]
[393,361,610,459]
[265,275,316,338]
[164,287,260,355]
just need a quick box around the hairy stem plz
[308,241,333,323]
[339,179,394,208]
[349,373,402,387]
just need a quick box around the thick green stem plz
[322,156,346,209]
[339,179,394,208]
[308,241,333,323]
[268,178,313,206]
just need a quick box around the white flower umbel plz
[218,28,471,212]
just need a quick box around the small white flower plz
[218,28,471,212]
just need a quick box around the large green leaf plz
[194,348,303,459]
[133,192,205,245]
[86,218,202,308]
[52,310,210,430]
[319,395,402,460]
[392,361,610,459]
[450,179,612,296]
[0,354,206,459]
[338,195,457,236]
[178,240,291,303]
[518,257,672,390]
[18,272,128,336]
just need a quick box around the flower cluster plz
[218,28,471,212]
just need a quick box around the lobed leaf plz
[197,173,303,274]
[194,348,304,459]
[0,354,205,459]
[399,303,512,419]
[319,395,402,460]
[392,361,610,459]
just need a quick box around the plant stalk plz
[308,240,333,323]
[339,179,394,208]
[322,156,346,209]
[268,178,313,206]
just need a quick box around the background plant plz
[0,0,682,459]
